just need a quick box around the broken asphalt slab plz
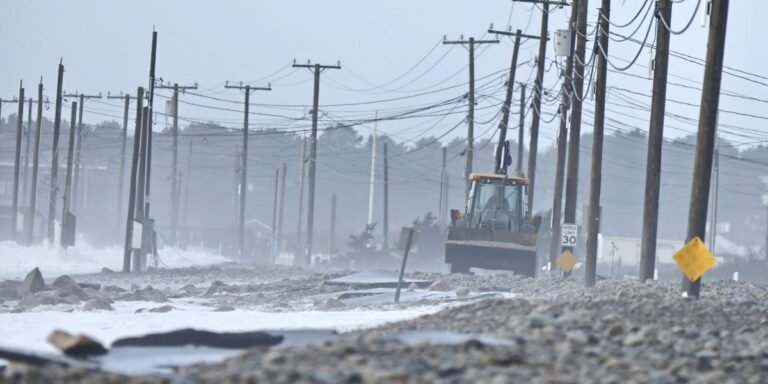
[324,270,433,288]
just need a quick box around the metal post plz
[394,227,415,304]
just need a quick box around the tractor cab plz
[457,173,530,233]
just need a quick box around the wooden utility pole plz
[26,81,44,244]
[640,0,672,282]
[22,97,33,203]
[367,114,377,229]
[710,148,720,255]
[383,141,389,250]
[134,106,149,271]
[525,0,551,217]
[293,60,341,266]
[549,1,578,266]
[123,87,144,273]
[107,92,138,230]
[183,139,193,242]
[563,0,589,257]
[517,84,526,173]
[442,36,499,203]
[585,0,610,288]
[488,28,542,175]
[48,62,64,244]
[224,82,271,261]
[61,92,102,213]
[277,163,287,260]
[684,0,729,298]
[61,102,78,248]
[11,82,24,241]
[144,31,158,222]
[439,146,447,225]
[295,137,306,265]
[156,82,197,245]
[271,168,280,263]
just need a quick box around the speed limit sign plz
[561,223,578,246]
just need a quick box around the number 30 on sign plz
[561,224,577,246]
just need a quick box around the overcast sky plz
[2,0,766,149]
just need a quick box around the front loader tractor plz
[445,173,539,276]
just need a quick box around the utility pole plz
[295,137,306,265]
[640,0,672,282]
[549,1,578,267]
[183,139,193,244]
[107,92,138,230]
[585,0,610,288]
[330,193,337,255]
[488,28,543,174]
[439,146,447,225]
[26,81,44,244]
[684,0,730,298]
[22,97,33,203]
[48,62,64,244]
[293,60,341,266]
[517,84,526,173]
[563,0,589,257]
[224,82,271,261]
[271,168,280,263]
[524,0,551,217]
[134,106,149,271]
[62,92,102,213]
[156,82,197,245]
[367,113,377,229]
[383,141,389,251]
[124,87,145,273]
[61,102,78,248]
[442,36,499,203]
[11,82,24,241]
[710,148,720,256]
[277,163,287,260]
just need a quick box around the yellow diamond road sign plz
[556,250,577,272]
[673,236,716,282]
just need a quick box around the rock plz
[566,330,590,346]
[82,299,114,311]
[116,286,167,303]
[182,284,197,294]
[47,330,107,357]
[214,305,235,312]
[428,279,452,292]
[56,284,91,302]
[0,281,22,300]
[623,332,645,347]
[52,275,78,289]
[21,267,45,295]
[77,283,101,290]
[407,282,419,291]
[206,280,231,296]
[607,324,624,337]
[456,287,470,297]
[149,305,175,313]
[101,267,115,274]
[315,298,346,310]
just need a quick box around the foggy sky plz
[2,1,766,150]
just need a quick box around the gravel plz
[6,271,768,383]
